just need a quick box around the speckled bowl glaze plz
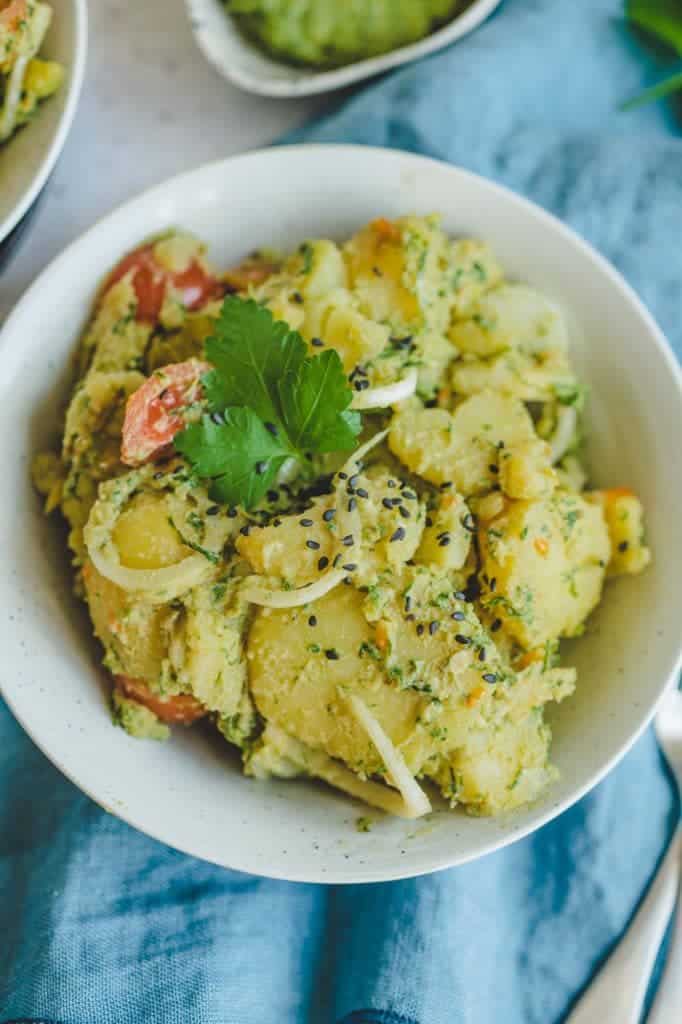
[0,0,87,250]
[1,146,680,883]
[185,0,503,97]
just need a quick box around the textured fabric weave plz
[2,1,680,1021]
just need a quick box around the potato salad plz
[0,0,63,144]
[33,216,650,820]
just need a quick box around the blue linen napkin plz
[1,1,681,1021]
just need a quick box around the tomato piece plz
[121,359,210,466]
[0,0,27,31]
[103,242,223,323]
[116,676,206,725]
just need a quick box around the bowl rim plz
[0,0,88,245]
[2,144,681,882]
[185,0,503,98]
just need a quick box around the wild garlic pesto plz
[225,0,468,69]
[33,216,651,821]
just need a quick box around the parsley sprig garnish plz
[174,297,361,509]
[624,0,682,108]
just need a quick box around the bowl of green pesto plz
[185,0,503,97]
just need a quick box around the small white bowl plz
[0,0,87,248]
[1,146,681,883]
[186,0,503,97]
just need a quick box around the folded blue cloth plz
[1,1,680,1022]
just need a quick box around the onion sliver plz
[549,405,578,464]
[240,569,346,609]
[347,694,432,819]
[351,370,418,411]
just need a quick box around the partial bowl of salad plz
[0,0,87,253]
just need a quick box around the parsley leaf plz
[203,297,307,426]
[174,297,361,509]
[175,408,290,509]
[279,349,360,453]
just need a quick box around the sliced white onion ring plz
[549,405,578,464]
[240,568,346,609]
[254,725,418,818]
[351,370,418,411]
[347,694,432,819]
[86,541,211,602]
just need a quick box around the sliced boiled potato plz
[449,284,568,358]
[300,239,347,298]
[82,560,171,683]
[389,390,537,495]
[80,277,152,376]
[499,438,557,500]
[236,501,336,587]
[451,347,575,403]
[112,492,192,570]
[415,491,472,571]
[478,492,610,649]
[449,239,503,319]
[586,489,650,576]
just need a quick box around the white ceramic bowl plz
[0,0,87,247]
[1,146,680,884]
[186,0,502,97]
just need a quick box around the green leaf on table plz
[627,0,682,55]
[621,68,682,108]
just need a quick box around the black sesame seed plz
[239,525,251,537]
[489,464,499,475]
[439,481,453,491]
[390,527,406,542]
[264,422,278,436]
[308,615,317,627]
[318,556,329,571]
[153,471,164,480]
[306,539,321,550]
[323,508,336,522]
[417,624,425,636]
[429,620,440,635]
[451,610,465,621]
[292,291,304,304]
[210,411,224,425]
[343,563,357,572]
[382,497,394,510]
[406,613,416,622]
[342,534,354,546]
[455,634,472,646]
[387,479,397,488]
[333,554,341,567]
[356,488,369,499]
[491,618,502,632]
[300,518,314,527]
[483,673,497,684]
[462,513,477,533]
[206,505,220,516]
[478,647,486,662]
[255,461,267,476]
[405,596,412,612]
[618,540,629,552]
[266,490,279,503]
[311,337,324,347]
[349,474,360,488]
[425,517,433,528]
[348,497,358,513]
[454,590,467,601]
[399,506,411,519]
[338,472,348,480]
[273,518,282,528]
[354,379,370,392]
[439,536,451,547]
[325,648,339,660]
[343,576,353,585]
[489,577,497,593]
[401,489,417,500]
[227,507,238,518]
